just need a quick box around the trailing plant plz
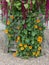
[4,0,45,58]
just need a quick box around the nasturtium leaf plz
[24,4,29,9]
[25,38,30,43]
[32,31,36,36]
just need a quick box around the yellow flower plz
[36,19,40,23]
[36,51,40,56]
[19,43,23,47]
[10,15,14,19]
[34,25,38,29]
[20,47,24,51]
[24,44,27,48]
[29,46,32,49]
[17,26,20,30]
[38,46,42,51]
[4,29,8,34]
[8,34,12,37]
[32,52,36,56]
[13,52,16,57]
[37,36,43,43]
[16,50,18,54]
[39,27,42,30]
[7,20,10,25]
[17,36,20,40]
[36,51,40,55]
[35,54,38,57]
[16,40,18,43]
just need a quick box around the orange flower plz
[4,29,8,34]
[34,25,38,29]
[20,47,24,50]
[24,44,27,48]
[13,52,16,57]
[38,46,42,51]
[39,27,42,30]
[36,19,40,23]
[29,46,32,49]
[37,36,43,43]
[7,20,10,25]
[10,15,14,19]
[19,43,23,47]
[16,40,18,43]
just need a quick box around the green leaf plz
[31,41,34,44]
[24,4,29,9]
[21,20,25,24]
[23,29,27,34]
[27,23,31,27]
[32,31,36,36]
[19,53,23,57]
[32,0,36,4]
[25,38,30,43]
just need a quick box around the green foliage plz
[5,12,45,58]
[4,0,46,58]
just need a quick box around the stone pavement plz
[0,49,49,65]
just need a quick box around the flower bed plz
[4,0,45,58]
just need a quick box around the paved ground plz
[0,49,49,65]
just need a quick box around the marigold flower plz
[17,36,20,40]
[34,25,38,29]
[24,44,27,48]
[19,43,23,47]
[4,29,8,34]
[8,34,12,37]
[39,27,42,30]
[36,51,40,56]
[36,19,40,23]
[7,20,10,25]
[29,46,32,49]
[32,52,36,56]
[16,40,18,43]
[37,51,40,55]
[20,47,24,50]
[16,50,18,54]
[10,15,14,19]
[38,46,42,51]
[13,52,16,57]
[17,26,20,30]
[37,36,43,43]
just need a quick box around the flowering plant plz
[4,0,45,58]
